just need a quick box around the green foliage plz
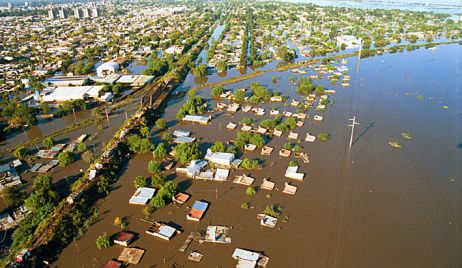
[249,82,271,103]
[289,160,298,167]
[13,146,29,160]
[211,86,224,98]
[151,174,166,188]
[276,45,296,61]
[296,77,316,96]
[24,174,59,212]
[293,145,302,152]
[147,160,162,174]
[240,117,253,126]
[272,76,278,83]
[58,151,75,167]
[211,141,226,152]
[96,234,111,249]
[176,95,206,120]
[241,158,261,170]
[263,205,281,218]
[153,143,168,159]
[174,142,201,164]
[192,64,208,77]
[155,118,167,130]
[140,126,150,138]
[241,202,250,209]
[126,134,155,154]
[42,137,54,149]
[143,54,169,76]
[148,181,177,211]
[235,131,265,149]
[150,195,166,209]
[134,176,148,188]
[2,185,26,207]
[315,85,325,95]
[77,143,87,153]
[283,142,292,150]
[216,60,227,72]
[245,186,257,196]
[317,133,331,141]
[234,90,246,101]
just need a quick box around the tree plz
[155,118,167,130]
[24,174,59,212]
[134,176,148,188]
[245,186,257,196]
[13,146,29,160]
[216,60,227,72]
[211,86,224,99]
[126,134,154,154]
[42,137,54,149]
[96,234,111,249]
[2,185,26,207]
[149,194,166,209]
[14,103,37,125]
[211,141,226,152]
[241,158,261,170]
[77,142,87,153]
[234,90,246,101]
[151,174,165,188]
[276,46,296,61]
[153,143,168,159]
[174,142,201,164]
[147,160,161,174]
[192,64,208,77]
[58,151,75,167]
[113,217,122,227]
[140,126,150,138]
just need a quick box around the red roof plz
[114,231,134,242]
[102,259,122,268]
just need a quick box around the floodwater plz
[53,43,461,267]
[0,100,140,211]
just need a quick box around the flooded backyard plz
[52,43,461,267]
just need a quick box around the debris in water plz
[401,132,412,140]
[388,141,403,148]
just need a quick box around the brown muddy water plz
[0,101,140,211]
[53,44,461,267]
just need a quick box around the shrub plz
[13,146,29,160]
[241,202,250,209]
[245,187,257,196]
[77,142,87,153]
[234,90,246,101]
[211,86,224,98]
[58,151,75,167]
[126,134,154,154]
[156,118,167,130]
[42,137,54,149]
[211,141,226,152]
[263,205,281,218]
[134,176,148,188]
[147,160,161,174]
[2,185,26,207]
[289,161,298,167]
[96,234,110,249]
[317,133,330,141]
[174,142,201,164]
[283,142,292,150]
[241,158,260,170]
[153,143,168,159]
[240,117,253,126]
[151,174,166,188]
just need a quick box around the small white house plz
[97,62,120,77]
[205,149,235,167]
[129,187,156,205]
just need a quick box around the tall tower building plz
[82,8,90,18]
[91,8,100,17]
[58,9,67,19]
[48,9,56,20]
[74,8,81,18]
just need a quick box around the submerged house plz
[187,200,209,221]
[232,248,270,268]
[182,115,211,124]
[146,222,179,241]
[205,149,235,167]
[285,166,305,181]
[203,225,232,243]
[129,187,156,205]
[176,160,208,178]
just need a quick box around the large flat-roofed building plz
[45,75,89,86]
[41,85,105,102]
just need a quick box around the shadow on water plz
[352,122,375,146]
[457,143,462,149]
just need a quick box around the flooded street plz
[53,44,461,267]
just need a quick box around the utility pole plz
[356,39,363,72]
[72,108,77,124]
[105,106,109,124]
[348,116,359,148]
